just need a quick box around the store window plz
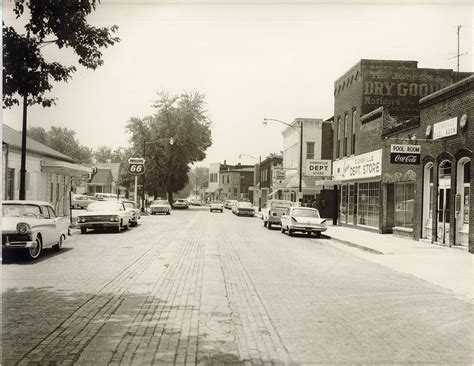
[422,163,434,239]
[462,161,470,225]
[340,184,348,223]
[306,142,315,160]
[394,183,415,228]
[347,183,356,224]
[357,182,380,228]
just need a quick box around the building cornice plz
[420,75,474,108]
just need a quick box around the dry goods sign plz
[390,144,421,165]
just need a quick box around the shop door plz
[437,188,451,244]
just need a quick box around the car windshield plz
[291,208,320,218]
[87,201,123,211]
[123,202,135,209]
[2,204,42,217]
[238,202,252,208]
[153,200,169,205]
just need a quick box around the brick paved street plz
[2,207,473,365]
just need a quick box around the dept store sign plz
[305,159,332,177]
[390,144,421,165]
[333,150,382,181]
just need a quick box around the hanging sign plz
[305,160,332,177]
[390,144,421,165]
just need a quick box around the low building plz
[206,161,254,202]
[2,124,92,216]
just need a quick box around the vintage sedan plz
[77,201,134,233]
[71,194,96,209]
[122,200,141,226]
[172,199,189,209]
[233,202,255,217]
[210,201,224,213]
[150,199,171,215]
[224,200,238,209]
[2,200,70,260]
[280,207,327,238]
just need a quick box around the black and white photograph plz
[2,0,473,364]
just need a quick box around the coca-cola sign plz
[390,144,421,165]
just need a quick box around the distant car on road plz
[224,200,238,209]
[172,199,189,209]
[189,199,203,206]
[77,200,133,234]
[150,199,171,215]
[71,194,96,209]
[122,200,141,226]
[233,202,255,217]
[2,200,70,260]
[280,207,327,238]
[210,201,224,213]
[262,199,294,229]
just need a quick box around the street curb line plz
[321,234,384,255]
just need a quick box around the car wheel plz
[167,211,171,215]
[131,221,138,227]
[115,223,122,233]
[52,235,64,251]
[125,221,131,230]
[267,222,272,230]
[80,227,87,234]
[287,228,293,237]
[315,231,321,238]
[25,235,42,260]
[263,220,267,227]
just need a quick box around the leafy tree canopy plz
[126,92,212,201]
[3,0,120,108]
[27,125,92,163]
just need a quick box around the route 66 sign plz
[128,157,145,175]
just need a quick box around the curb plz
[321,234,384,255]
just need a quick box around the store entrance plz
[437,187,451,244]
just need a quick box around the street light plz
[142,137,174,212]
[239,153,262,211]
[263,118,303,202]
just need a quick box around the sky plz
[2,1,473,167]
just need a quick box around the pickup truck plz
[261,199,294,229]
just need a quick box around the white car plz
[262,199,294,229]
[233,202,255,216]
[210,201,224,213]
[77,201,134,234]
[172,199,189,209]
[280,207,327,238]
[150,199,171,215]
[2,200,70,260]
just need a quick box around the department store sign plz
[305,159,332,177]
[333,150,382,181]
[390,144,421,165]
[433,117,457,140]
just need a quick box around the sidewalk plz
[324,225,473,301]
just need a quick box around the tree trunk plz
[167,190,173,204]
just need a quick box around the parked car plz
[71,194,96,209]
[233,202,255,217]
[122,200,141,226]
[77,200,134,234]
[224,200,238,209]
[210,201,224,213]
[2,200,70,260]
[150,199,171,215]
[189,199,203,206]
[280,207,327,238]
[172,199,189,209]
[262,199,294,229]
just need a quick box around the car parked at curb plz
[2,200,70,260]
[77,200,134,234]
[150,199,171,215]
[262,199,294,229]
[71,194,97,209]
[122,200,141,226]
[224,200,238,209]
[210,201,224,213]
[280,207,327,238]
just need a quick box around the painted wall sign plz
[433,117,457,140]
[305,159,332,177]
[333,149,382,181]
[390,144,421,165]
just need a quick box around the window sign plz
[433,117,457,140]
[333,150,382,181]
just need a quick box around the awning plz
[314,179,342,186]
[41,160,93,177]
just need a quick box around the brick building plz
[206,161,254,202]
[253,154,283,209]
[331,59,471,244]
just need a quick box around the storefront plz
[333,149,383,230]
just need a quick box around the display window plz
[394,182,415,228]
[357,181,380,228]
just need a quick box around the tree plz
[27,126,92,163]
[3,0,119,199]
[93,146,124,162]
[126,92,212,202]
